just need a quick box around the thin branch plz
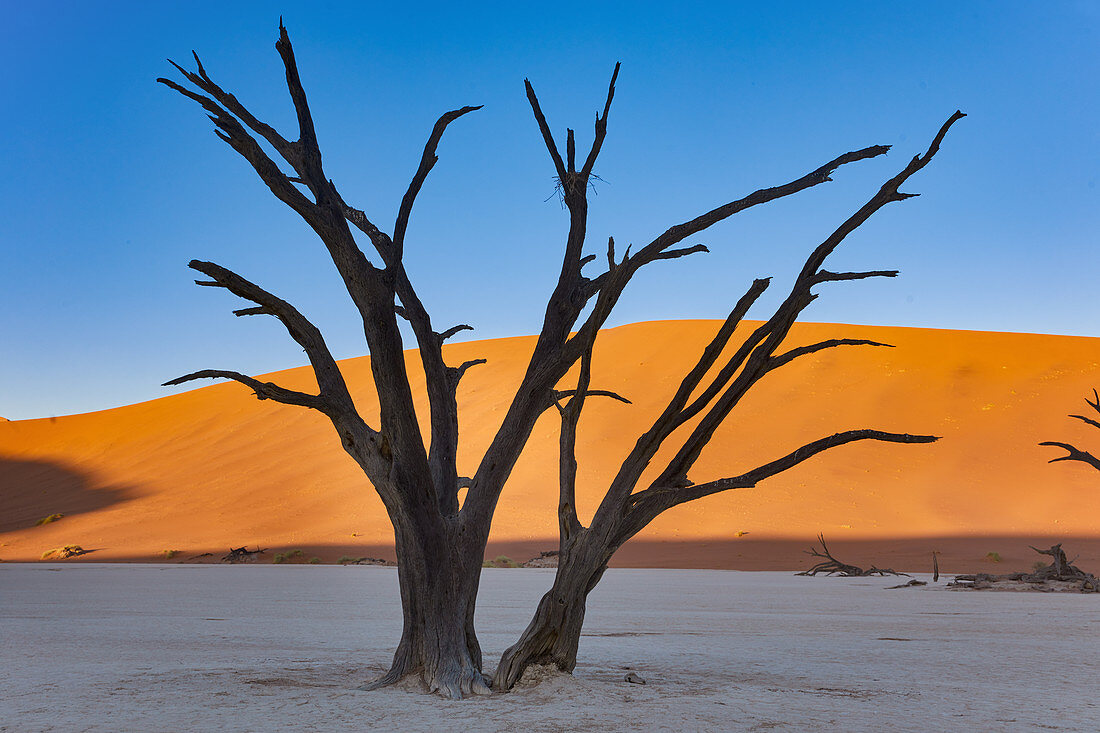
[593,278,770,516]
[769,339,893,371]
[796,111,965,282]
[647,111,964,489]
[186,260,358,417]
[626,430,940,531]
[556,347,597,541]
[274,20,324,184]
[1040,442,1100,471]
[553,389,632,405]
[439,324,474,342]
[164,56,298,167]
[1082,388,1100,418]
[394,105,483,256]
[652,244,710,261]
[1070,414,1100,431]
[524,78,567,180]
[628,145,891,272]
[451,358,488,385]
[157,76,316,219]
[813,269,899,284]
[163,369,324,410]
[580,62,620,177]
[232,306,270,317]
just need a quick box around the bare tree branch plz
[628,145,892,273]
[555,348,593,541]
[580,63,620,178]
[646,111,964,491]
[1040,388,1100,473]
[1070,414,1100,431]
[185,260,359,417]
[652,244,710,261]
[553,388,631,405]
[394,106,483,257]
[769,338,893,371]
[439,324,474,342]
[795,111,965,282]
[1040,442,1100,471]
[813,269,899,284]
[274,20,325,187]
[451,358,488,385]
[624,430,940,535]
[163,369,324,410]
[156,76,317,219]
[524,78,567,180]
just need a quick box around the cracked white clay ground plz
[3,565,1098,731]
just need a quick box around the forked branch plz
[177,260,359,418]
[1040,388,1100,472]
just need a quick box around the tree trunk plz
[492,533,610,690]
[365,513,490,699]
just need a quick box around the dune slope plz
[2,320,1098,570]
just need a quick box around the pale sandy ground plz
[3,565,1098,732]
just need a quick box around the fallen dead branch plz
[886,579,927,589]
[221,546,267,563]
[796,534,908,577]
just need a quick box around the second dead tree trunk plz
[493,108,961,688]
[160,24,960,697]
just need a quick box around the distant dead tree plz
[1040,389,1100,472]
[160,23,959,698]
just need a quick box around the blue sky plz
[1,2,1097,420]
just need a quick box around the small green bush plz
[160,549,181,559]
[308,557,321,564]
[275,545,305,561]
[36,514,64,526]
[985,551,1002,563]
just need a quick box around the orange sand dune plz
[2,320,1099,571]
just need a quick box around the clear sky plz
[1,1,1097,420]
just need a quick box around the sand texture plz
[2,320,1099,569]
[3,564,1098,732]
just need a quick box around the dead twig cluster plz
[796,534,908,577]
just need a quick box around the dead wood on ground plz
[796,534,908,577]
[949,544,1099,593]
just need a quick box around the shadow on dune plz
[0,456,136,532]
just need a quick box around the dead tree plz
[951,544,1099,592]
[1040,389,1100,472]
[160,23,957,697]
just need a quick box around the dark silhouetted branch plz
[394,106,482,256]
[163,369,323,410]
[769,339,893,371]
[1040,441,1100,471]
